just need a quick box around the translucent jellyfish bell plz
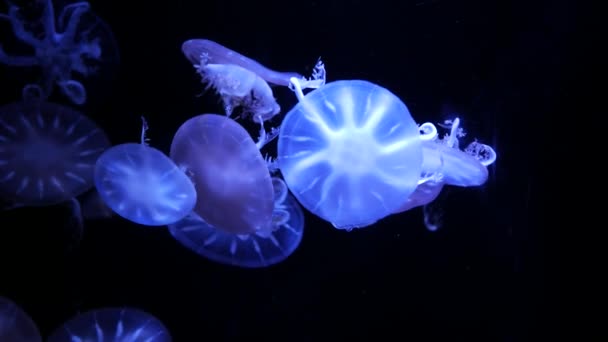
[169,113,274,235]
[0,101,109,206]
[0,296,42,342]
[47,307,171,342]
[278,79,423,230]
[94,117,197,226]
[168,177,304,268]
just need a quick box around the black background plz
[0,0,567,340]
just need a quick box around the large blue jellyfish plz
[181,38,324,123]
[0,296,42,342]
[0,101,109,206]
[0,0,119,104]
[278,78,424,230]
[47,307,171,342]
[94,117,197,226]
[169,114,304,268]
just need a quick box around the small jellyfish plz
[0,101,109,206]
[278,79,423,230]
[0,296,42,342]
[168,177,304,268]
[0,0,119,104]
[416,118,496,188]
[94,117,197,226]
[47,307,171,342]
[181,39,324,122]
[170,113,274,235]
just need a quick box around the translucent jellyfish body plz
[170,114,274,235]
[0,0,120,105]
[47,307,171,342]
[168,177,304,268]
[94,119,197,226]
[0,101,109,206]
[278,80,423,230]
[0,296,42,342]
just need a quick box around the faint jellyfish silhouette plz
[0,0,119,105]
[94,117,197,226]
[47,307,171,342]
[278,78,423,230]
[0,101,109,207]
[0,296,42,342]
[181,38,324,122]
[169,114,304,268]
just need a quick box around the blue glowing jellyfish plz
[47,307,171,342]
[169,113,274,235]
[169,114,304,267]
[181,38,324,122]
[168,177,304,268]
[94,117,197,226]
[0,296,42,342]
[278,78,423,230]
[0,0,119,105]
[393,117,497,231]
[0,101,109,206]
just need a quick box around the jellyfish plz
[0,101,109,207]
[168,177,305,268]
[94,117,197,226]
[278,78,424,230]
[181,38,325,122]
[393,117,497,230]
[0,296,42,342]
[169,114,304,267]
[0,0,119,105]
[47,307,171,342]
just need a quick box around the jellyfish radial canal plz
[0,101,109,206]
[278,79,423,230]
[94,118,197,226]
[168,177,304,268]
[47,307,171,342]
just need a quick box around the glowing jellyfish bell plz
[94,117,197,226]
[0,101,109,207]
[278,76,423,230]
[47,307,171,342]
[169,114,304,268]
[0,296,42,342]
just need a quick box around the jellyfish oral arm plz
[182,39,302,87]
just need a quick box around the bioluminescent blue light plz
[417,118,497,188]
[94,142,197,226]
[0,0,119,104]
[278,80,423,230]
[0,101,109,206]
[394,181,444,214]
[47,307,171,342]
[0,297,42,342]
[170,113,274,235]
[168,178,304,268]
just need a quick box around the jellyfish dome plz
[168,177,305,268]
[0,101,109,206]
[0,296,42,342]
[170,114,274,235]
[278,80,423,230]
[94,142,197,226]
[47,307,171,342]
